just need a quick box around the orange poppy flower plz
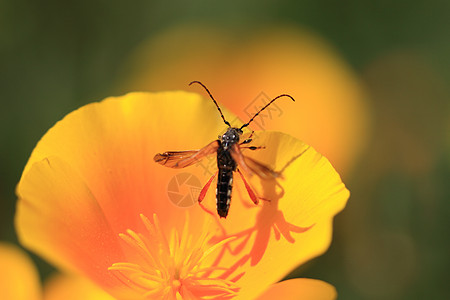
[119,25,370,175]
[16,91,349,299]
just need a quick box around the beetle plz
[154,81,294,218]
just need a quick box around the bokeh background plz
[1,1,449,299]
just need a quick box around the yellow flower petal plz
[20,92,227,232]
[44,274,115,300]
[194,131,348,299]
[256,278,336,300]
[16,156,127,294]
[16,91,232,297]
[0,242,41,300]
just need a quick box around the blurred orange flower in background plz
[15,91,349,299]
[0,242,41,300]
[0,242,113,300]
[119,24,370,175]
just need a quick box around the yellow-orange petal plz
[256,278,336,300]
[19,92,229,229]
[0,242,41,300]
[16,91,232,296]
[16,155,130,296]
[200,132,349,299]
[44,274,115,300]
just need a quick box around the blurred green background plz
[1,0,449,299]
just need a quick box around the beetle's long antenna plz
[189,81,231,127]
[240,94,295,130]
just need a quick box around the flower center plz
[109,214,239,299]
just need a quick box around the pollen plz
[108,214,239,299]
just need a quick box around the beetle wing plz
[244,155,282,179]
[231,144,281,179]
[154,140,219,168]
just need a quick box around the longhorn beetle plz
[154,81,295,218]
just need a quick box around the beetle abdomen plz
[216,169,233,218]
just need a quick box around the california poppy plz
[16,91,349,299]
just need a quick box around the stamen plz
[109,213,241,299]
